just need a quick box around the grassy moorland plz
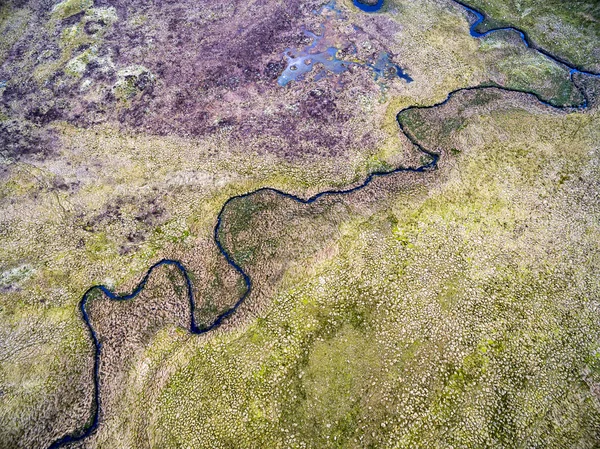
[458,0,600,72]
[0,0,598,447]
[85,89,600,448]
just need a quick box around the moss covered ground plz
[0,0,599,448]
[459,0,600,72]
[79,89,600,449]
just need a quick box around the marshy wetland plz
[1,0,600,448]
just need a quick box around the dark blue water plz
[353,0,384,13]
[46,1,599,448]
[47,83,591,449]
[454,0,599,78]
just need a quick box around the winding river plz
[352,0,385,13]
[46,1,598,448]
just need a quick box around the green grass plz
[461,0,600,71]
[1,1,599,447]
[51,0,93,21]
[87,93,600,448]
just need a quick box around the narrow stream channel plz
[46,1,598,447]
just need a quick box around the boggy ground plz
[0,0,599,448]
[0,0,587,159]
[82,89,600,448]
[460,0,600,73]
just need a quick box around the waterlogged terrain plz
[458,0,600,73]
[277,4,412,87]
[277,30,412,87]
[0,0,599,448]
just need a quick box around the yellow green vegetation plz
[35,5,117,82]
[0,0,599,447]
[0,3,30,65]
[461,0,600,72]
[113,66,155,102]
[51,0,94,21]
[82,91,600,448]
